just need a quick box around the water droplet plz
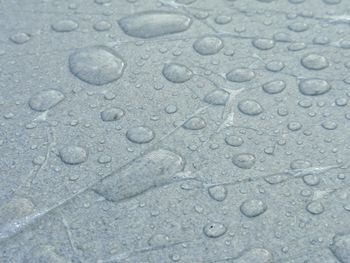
[238,100,263,116]
[203,222,227,238]
[232,153,256,169]
[101,107,125,121]
[264,173,288,184]
[215,15,232,25]
[59,146,88,165]
[301,54,329,70]
[182,117,207,130]
[126,126,155,144]
[93,149,185,202]
[323,0,341,4]
[330,233,350,263]
[193,36,224,55]
[95,0,111,4]
[313,36,330,45]
[226,68,255,83]
[162,63,193,83]
[303,174,320,186]
[51,20,78,32]
[234,248,273,263]
[240,199,267,217]
[165,104,178,114]
[321,121,337,130]
[98,155,112,164]
[306,201,324,215]
[175,0,197,3]
[335,97,348,107]
[204,89,229,105]
[287,121,302,131]
[252,38,275,50]
[262,80,286,94]
[69,46,126,85]
[225,135,244,147]
[29,89,65,112]
[288,22,309,32]
[93,21,112,31]
[265,60,285,72]
[298,79,331,96]
[118,11,192,38]
[208,185,227,201]
[290,159,311,169]
[10,32,31,44]
[288,42,307,51]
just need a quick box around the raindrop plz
[298,79,331,96]
[162,63,193,83]
[193,36,224,55]
[10,32,31,44]
[306,201,324,215]
[226,68,255,83]
[203,222,227,238]
[118,11,192,38]
[204,89,229,105]
[51,20,78,32]
[59,146,88,165]
[208,185,227,201]
[262,80,286,94]
[240,199,267,217]
[232,153,256,169]
[29,89,65,112]
[252,38,275,50]
[225,135,244,147]
[182,117,207,130]
[126,126,155,144]
[238,100,263,116]
[69,46,126,86]
[101,107,125,121]
[301,54,329,70]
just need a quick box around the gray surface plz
[1,0,350,262]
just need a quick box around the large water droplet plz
[238,100,263,116]
[240,199,267,217]
[226,68,255,83]
[69,46,125,86]
[51,20,78,32]
[29,89,65,112]
[203,222,227,238]
[182,117,207,130]
[262,80,286,94]
[301,54,329,70]
[330,233,350,263]
[232,153,256,169]
[59,146,88,165]
[306,201,324,215]
[204,89,229,105]
[193,36,224,55]
[298,79,331,96]
[101,107,125,121]
[126,126,155,144]
[208,185,227,201]
[234,248,273,263]
[118,11,192,38]
[252,38,275,50]
[162,63,193,83]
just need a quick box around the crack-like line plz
[13,128,54,195]
[100,239,194,263]
[59,210,80,262]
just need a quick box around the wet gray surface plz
[1,0,350,262]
